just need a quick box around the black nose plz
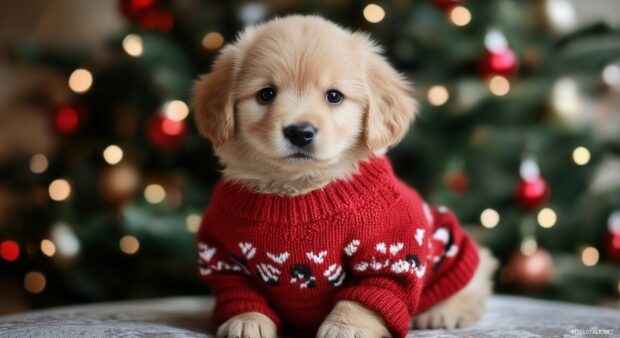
[283,123,317,148]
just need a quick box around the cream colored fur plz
[193,15,495,338]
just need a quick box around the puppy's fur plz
[193,15,496,338]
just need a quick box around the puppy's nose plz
[283,123,317,148]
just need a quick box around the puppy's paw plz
[413,247,497,330]
[317,301,391,338]
[216,312,277,338]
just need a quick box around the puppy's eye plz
[258,87,277,103]
[325,89,344,104]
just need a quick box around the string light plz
[480,209,500,228]
[521,237,538,256]
[1,240,20,262]
[537,208,557,228]
[52,222,80,257]
[49,179,71,201]
[24,271,46,294]
[122,34,143,57]
[202,32,224,50]
[427,85,450,106]
[581,246,599,267]
[449,6,471,27]
[68,68,93,93]
[40,239,56,257]
[572,146,590,166]
[488,75,510,96]
[103,145,124,165]
[164,100,190,121]
[363,4,385,23]
[144,184,166,204]
[186,214,201,233]
[30,154,48,174]
[120,235,140,255]
[602,64,620,87]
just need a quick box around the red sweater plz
[198,156,479,337]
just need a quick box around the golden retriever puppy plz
[193,15,496,338]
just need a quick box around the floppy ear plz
[192,45,238,148]
[360,37,417,153]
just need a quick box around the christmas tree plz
[1,0,619,312]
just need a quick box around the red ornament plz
[445,172,469,194]
[430,0,463,12]
[515,177,549,211]
[479,48,519,79]
[119,0,173,31]
[1,240,20,262]
[54,104,82,134]
[147,114,186,150]
[505,248,553,290]
[604,211,620,263]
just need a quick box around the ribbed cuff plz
[212,290,281,328]
[334,286,410,338]
[417,237,479,314]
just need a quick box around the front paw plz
[216,312,276,338]
[317,301,391,338]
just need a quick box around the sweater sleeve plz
[333,219,430,338]
[197,228,281,327]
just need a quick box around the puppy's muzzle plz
[283,123,317,148]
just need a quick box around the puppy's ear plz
[357,35,416,153]
[192,45,238,148]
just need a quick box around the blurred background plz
[1,0,620,315]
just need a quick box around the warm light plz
[52,222,80,257]
[551,77,581,123]
[202,32,224,50]
[144,184,166,204]
[103,145,124,165]
[164,100,190,121]
[488,75,510,96]
[49,179,71,201]
[1,240,20,262]
[30,154,48,174]
[120,235,140,255]
[363,4,385,23]
[602,64,620,87]
[40,239,56,257]
[537,208,557,228]
[521,237,538,256]
[581,246,599,267]
[68,68,93,93]
[186,214,201,233]
[24,271,46,294]
[572,146,590,166]
[122,34,143,57]
[427,85,450,106]
[480,209,500,229]
[449,6,471,27]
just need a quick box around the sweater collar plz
[212,156,397,225]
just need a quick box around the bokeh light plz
[49,179,71,201]
[144,184,166,204]
[40,239,56,257]
[68,69,93,93]
[103,145,124,165]
[572,146,591,165]
[363,4,385,23]
[186,214,201,233]
[24,272,46,294]
[537,208,557,228]
[581,246,599,267]
[120,235,140,255]
[1,240,20,262]
[480,209,500,228]
[488,75,510,96]
[30,154,49,174]
[427,85,450,106]
[449,6,471,27]
[164,100,190,121]
[202,32,224,50]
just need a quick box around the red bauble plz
[506,248,553,290]
[430,0,463,12]
[445,172,469,194]
[479,48,519,79]
[515,177,549,211]
[54,104,83,134]
[0,240,20,262]
[147,114,186,150]
[119,0,173,31]
[604,211,620,263]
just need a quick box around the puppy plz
[193,15,496,338]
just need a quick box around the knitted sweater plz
[197,156,479,337]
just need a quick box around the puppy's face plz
[193,16,415,176]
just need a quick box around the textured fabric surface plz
[199,156,478,337]
[0,296,618,337]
